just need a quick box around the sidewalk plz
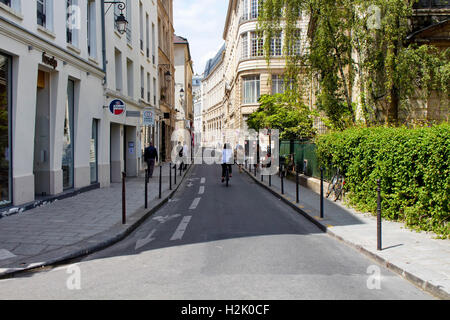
[243,165,450,300]
[0,163,192,278]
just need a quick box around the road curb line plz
[0,165,194,279]
[243,167,449,300]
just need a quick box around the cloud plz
[173,0,228,75]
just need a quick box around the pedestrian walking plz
[144,142,158,179]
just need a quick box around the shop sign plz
[109,99,126,116]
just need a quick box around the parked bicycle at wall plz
[326,168,345,202]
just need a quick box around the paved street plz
[0,165,433,299]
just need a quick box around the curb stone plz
[0,165,194,279]
[243,167,449,300]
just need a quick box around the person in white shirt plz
[221,143,233,182]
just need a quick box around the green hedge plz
[316,123,449,238]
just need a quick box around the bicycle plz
[225,165,230,187]
[326,168,345,201]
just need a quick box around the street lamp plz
[105,1,128,35]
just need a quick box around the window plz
[37,0,46,27]
[153,78,156,105]
[90,119,98,184]
[152,23,156,64]
[250,0,261,19]
[241,33,248,59]
[127,59,134,98]
[66,0,79,46]
[115,49,122,92]
[0,53,11,207]
[242,0,249,20]
[270,31,282,57]
[272,75,284,94]
[285,29,302,56]
[147,72,151,102]
[251,32,263,57]
[125,0,131,43]
[1,0,20,11]
[146,13,150,58]
[63,79,75,190]
[87,0,96,57]
[140,66,145,99]
[139,2,143,50]
[242,75,260,104]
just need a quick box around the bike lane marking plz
[189,197,201,210]
[170,216,192,241]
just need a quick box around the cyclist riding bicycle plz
[221,143,233,183]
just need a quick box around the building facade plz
[0,0,106,207]
[201,44,225,148]
[173,35,193,136]
[200,0,309,149]
[104,0,159,183]
[0,0,161,208]
[157,0,175,162]
[192,74,203,148]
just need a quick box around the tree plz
[257,0,450,128]
[247,94,316,140]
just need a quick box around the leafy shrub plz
[316,123,449,238]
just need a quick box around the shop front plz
[0,52,11,207]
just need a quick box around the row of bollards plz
[253,163,383,251]
[139,163,186,224]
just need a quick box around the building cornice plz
[0,16,105,78]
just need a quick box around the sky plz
[173,0,229,76]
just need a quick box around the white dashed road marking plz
[200,177,206,184]
[189,198,201,210]
[199,186,205,195]
[170,216,192,241]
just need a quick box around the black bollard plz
[377,179,382,251]
[169,163,172,190]
[296,166,299,203]
[320,167,324,219]
[145,170,148,209]
[174,163,177,185]
[159,165,162,199]
[122,172,126,224]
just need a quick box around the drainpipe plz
[100,0,107,84]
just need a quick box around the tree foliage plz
[257,0,450,128]
[247,94,316,140]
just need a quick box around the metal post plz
[169,162,172,190]
[281,165,284,195]
[320,167,324,219]
[145,170,148,209]
[269,172,271,187]
[377,179,382,251]
[159,165,162,199]
[174,163,177,185]
[296,165,299,203]
[122,172,126,224]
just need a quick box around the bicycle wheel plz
[226,167,229,187]
[334,175,344,201]
[326,175,337,198]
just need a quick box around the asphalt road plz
[0,164,433,299]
